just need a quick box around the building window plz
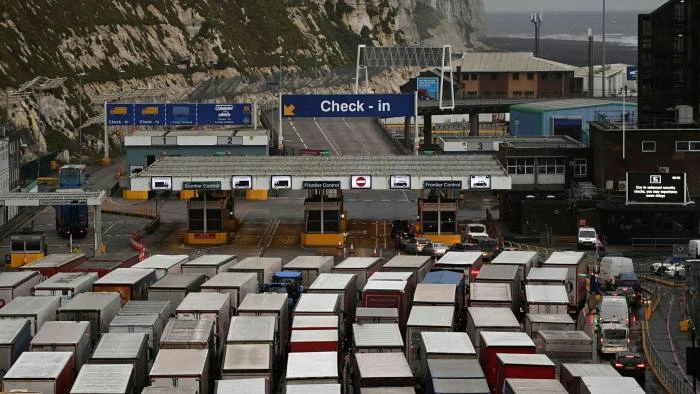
[527,73,534,80]
[642,141,656,152]
[673,3,685,22]
[574,159,587,177]
[537,158,565,174]
[470,73,478,80]
[512,73,520,80]
[541,72,548,80]
[507,158,535,175]
[490,73,498,80]
[676,141,700,151]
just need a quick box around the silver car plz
[424,242,449,258]
[405,238,430,254]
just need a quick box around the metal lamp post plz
[278,55,284,152]
[77,72,86,164]
[164,63,169,104]
[601,0,606,97]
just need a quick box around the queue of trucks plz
[0,249,646,394]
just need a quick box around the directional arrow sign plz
[281,93,415,118]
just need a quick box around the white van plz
[599,256,634,289]
[598,296,629,326]
[577,227,597,249]
[598,322,629,354]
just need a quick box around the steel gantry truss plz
[355,45,455,110]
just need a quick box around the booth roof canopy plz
[135,155,508,178]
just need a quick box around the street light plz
[163,63,169,103]
[278,55,284,152]
[77,72,86,164]
[601,0,606,97]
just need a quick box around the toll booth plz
[301,185,346,247]
[416,181,462,245]
[186,191,235,245]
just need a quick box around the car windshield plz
[604,329,627,339]
[469,225,486,233]
[579,231,596,238]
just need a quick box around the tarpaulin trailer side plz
[89,332,149,393]
[0,319,32,374]
[200,272,258,314]
[0,295,61,335]
[147,273,206,316]
[56,292,121,346]
[181,254,238,280]
[0,271,42,306]
[30,321,91,372]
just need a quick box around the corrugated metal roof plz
[294,293,340,314]
[526,267,568,282]
[476,265,519,281]
[525,285,569,304]
[407,306,454,327]
[5,351,72,378]
[91,333,147,359]
[70,364,132,393]
[428,359,484,379]
[457,52,576,72]
[227,315,276,343]
[333,257,382,270]
[0,271,38,287]
[109,313,159,327]
[421,332,475,355]
[467,307,519,327]
[413,283,457,304]
[150,349,208,376]
[353,323,403,348]
[512,98,636,112]
[119,300,170,316]
[355,353,413,379]
[222,343,271,371]
[286,352,338,380]
[141,387,196,394]
[32,321,89,345]
[202,272,257,288]
[309,273,355,290]
[480,331,535,347]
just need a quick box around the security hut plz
[0,319,33,374]
[237,294,288,354]
[475,264,521,312]
[466,307,521,357]
[57,292,121,346]
[355,307,400,324]
[30,321,91,372]
[131,254,188,280]
[406,306,455,375]
[149,349,210,394]
[148,273,206,316]
[332,257,384,294]
[229,257,282,285]
[70,364,133,394]
[0,271,42,304]
[283,256,335,285]
[200,272,258,314]
[353,352,414,389]
[381,255,433,286]
[353,323,404,353]
[181,254,238,279]
[33,272,98,305]
[490,251,538,282]
[90,333,149,393]
[285,351,338,385]
[175,293,231,354]
[525,285,569,314]
[0,295,60,335]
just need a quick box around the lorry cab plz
[598,322,629,355]
[262,272,304,310]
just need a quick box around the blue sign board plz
[106,104,133,126]
[105,103,252,126]
[167,103,197,126]
[281,94,415,118]
[135,104,166,126]
[197,103,252,126]
[417,77,439,101]
[627,66,638,81]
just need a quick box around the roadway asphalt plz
[274,116,400,155]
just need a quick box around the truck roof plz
[291,329,338,343]
[383,255,431,269]
[292,315,338,330]
[468,307,519,327]
[34,272,97,289]
[560,363,620,377]
[0,319,30,343]
[0,295,60,315]
[432,378,490,393]
[238,293,287,312]
[427,359,484,379]
[150,349,208,376]
[491,250,538,266]
[132,254,188,270]
[94,268,155,285]
[413,283,457,304]
[354,352,413,379]
[353,323,404,348]
[309,273,356,290]
[183,254,237,266]
[368,271,413,282]
[476,264,519,281]
[108,313,158,328]
[526,313,575,324]
[275,271,302,279]
[160,318,214,345]
[227,315,277,342]
[286,384,342,394]
[496,353,555,366]
[149,273,204,289]
[580,377,645,393]
[5,351,72,379]
[176,292,229,312]
[32,321,89,345]
[356,307,399,318]
[423,270,463,284]
[536,330,591,343]
[284,255,334,270]
[480,331,535,347]
[0,271,38,287]
[91,332,147,359]
[201,272,257,288]
[526,267,568,282]
[505,378,566,392]
[286,351,338,380]
[294,293,340,314]
[232,257,282,269]
[469,282,512,302]
[223,343,271,371]
[70,364,132,393]
[421,332,475,356]
[22,253,85,268]
[525,285,569,304]
[407,305,454,327]
[363,280,408,292]
[436,251,482,266]
[57,292,120,311]
[216,379,267,393]
[333,257,381,269]
[543,251,586,266]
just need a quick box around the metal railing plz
[632,237,693,249]
[502,240,555,260]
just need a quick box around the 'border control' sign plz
[281,94,415,118]
[626,172,686,204]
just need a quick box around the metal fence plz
[502,240,555,261]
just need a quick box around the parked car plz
[611,351,646,381]
[448,242,481,252]
[664,264,687,279]
[405,238,430,254]
[399,234,415,250]
[423,242,449,258]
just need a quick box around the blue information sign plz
[417,77,439,100]
[106,104,134,126]
[281,94,415,118]
[135,104,166,126]
[197,103,252,126]
[167,103,197,126]
[626,66,638,81]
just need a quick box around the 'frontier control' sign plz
[302,181,342,189]
[423,180,463,189]
[626,172,687,204]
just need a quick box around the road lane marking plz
[314,119,340,155]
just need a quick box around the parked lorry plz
[222,343,273,382]
[56,292,121,346]
[31,321,91,372]
[148,273,206,316]
[475,264,521,313]
[406,306,455,375]
[283,256,334,285]
[20,253,86,278]
[0,295,61,334]
[534,330,593,363]
[541,251,588,313]
[353,323,404,353]
[33,272,98,305]
[559,363,621,394]
[0,271,41,307]
[419,332,476,380]
[524,314,576,338]
[491,251,538,282]
[181,254,238,279]
[290,329,338,352]
[175,292,230,355]
[285,351,339,385]
[237,293,288,354]
[69,364,133,394]
[434,251,483,285]
[226,315,278,361]
[362,279,411,333]
[262,271,305,311]
[525,285,569,314]
[149,349,210,394]
[479,331,536,391]
[109,314,163,360]
[579,376,644,394]
[92,268,157,305]
[0,319,32,374]
[89,332,149,393]
[381,255,433,286]
[467,307,521,356]
[332,257,383,294]
[495,353,556,394]
[353,352,414,389]
[200,272,258,315]
[503,378,567,394]
[131,254,187,280]
[3,351,74,394]
[469,282,514,312]
[229,257,282,285]
[308,273,357,329]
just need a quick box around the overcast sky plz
[484,0,668,13]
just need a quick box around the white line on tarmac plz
[314,119,341,155]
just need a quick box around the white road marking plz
[103,222,118,234]
[288,119,307,148]
[314,119,341,155]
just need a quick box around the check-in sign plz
[282,94,415,118]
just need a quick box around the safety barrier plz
[642,288,696,394]
[102,201,156,219]
[502,240,555,260]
